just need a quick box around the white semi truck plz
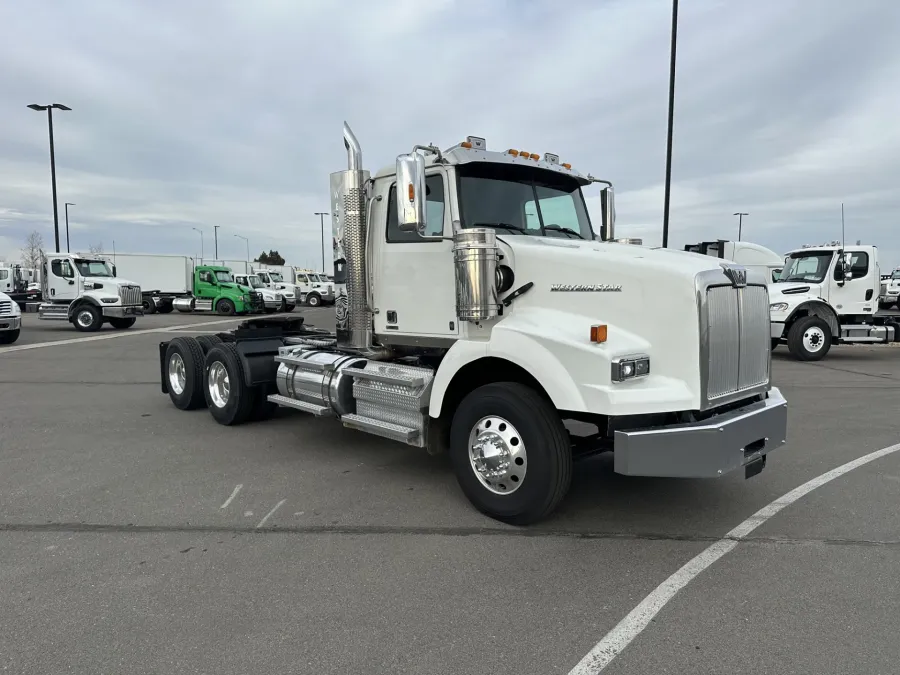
[0,290,22,344]
[232,273,294,312]
[293,269,334,306]
[685,240,784,283]
[38,252,143,332]
[770,244,900,360]
[156,124,788,524]
[250,267,300,307]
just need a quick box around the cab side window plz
[386,174,446,242]
[834,252,869,280]
[51,259,74,278]
[0,270,8,280]
[198,270,213,283]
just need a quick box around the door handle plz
[68,280,75,285]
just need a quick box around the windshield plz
[245,275,263,288]
[74,259,113,277]
[892,271,900,280]
[457,163,594,239]
[214,271,232,283]
[268,272,283,282]
[778,252,833,283]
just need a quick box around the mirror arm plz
[412,144,443,163]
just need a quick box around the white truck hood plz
[84,275,139,287]
[769,281,823,302]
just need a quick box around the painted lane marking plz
[256,499,286,529]
[568,441,900,675]
[219,484,243,510]
[0,318,241,355]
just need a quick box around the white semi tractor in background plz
[0,290,22,344]
[38,252,143,331]
[685,239,784,283]
[156,123,788,525]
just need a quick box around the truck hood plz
[769,281,823,301]
[84,275,139,287]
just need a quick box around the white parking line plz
[568,441,900,675]
[0,318,240,356]
[256,499,286,529]
[219,484,243,510]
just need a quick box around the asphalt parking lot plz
[1,309,898,674]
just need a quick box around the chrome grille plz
[0,301,12,315]
[118,284,142,306]
[706,284,770,401]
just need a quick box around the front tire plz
[164,337,206,410]
[787,315,832,361]
[142,298,157,314]
[0,329,20,345]
[72,305,102,332]
[203,343,257,426]
[449,382,572,525]
[108,317,136,330]
[306,293,321,307]
[216,299,235,316]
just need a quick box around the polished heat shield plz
[453,227,501,322]
[331,122,372,351]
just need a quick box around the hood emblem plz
[720,263,747,288]
[550,284,622,292]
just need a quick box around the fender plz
[67,295,102,321]
[786,299,839,336]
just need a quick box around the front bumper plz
[0,315,21,331]
[102,305,144,318]
[613,387,788,478]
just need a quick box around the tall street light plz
[191,226,204,260]
[314,211,330,274]
[28,103,72,252]
[734,212,748,240]
[64,202,75,252]
[234,234,249,262]
[661,0,678,248]
[213,225,221,260]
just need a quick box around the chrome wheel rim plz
[168,353,186,395]
[76,310,93,328]
[208,361,230,408]
[803,326,826,352]
[468,415,527,495]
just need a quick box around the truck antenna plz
[840,203,845,250]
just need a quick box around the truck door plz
[46,257,79,301]
[373,170,458,339]
[0,268,10,294]
[195,269,217,298]
[831,249,876,315]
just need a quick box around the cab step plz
[267,394,332,417]
[340,414,420,443]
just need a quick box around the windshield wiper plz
[543,224,584,239]
[471,221,529,234]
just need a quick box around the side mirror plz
[842,253,853,280]
[599,186,615,241]
[396,152,426,234]
[112,265,117,277]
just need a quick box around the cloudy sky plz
[1,0,898,271]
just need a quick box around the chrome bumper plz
[102,305,143,318]
[613,387,787,478]
[0,316,21,331]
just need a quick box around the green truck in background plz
[169,265,265,315]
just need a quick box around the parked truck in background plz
[770,244,900,360]
[685,239,784,283]
[232,273,293,313]
[171,265,265,315]
[38,252,143,332]
[879,268,900,309]
[0,263,42,309]
[252,268,300,307]
[156,123,788,525]
[0,290,22,344]
[294,269,334,306]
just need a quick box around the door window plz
[0,270,8,280]
[51,259,75,278]
[386,174,446,242]
[833,252,869,281]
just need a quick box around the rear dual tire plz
[203,343,277,425]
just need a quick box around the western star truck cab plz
[770,244,900,360]
[171,265,265,316]
[0,291,22,344]
[252,270,298,310]
[38,253,143,332]
[156,124,788,525]
[233,273,293,313]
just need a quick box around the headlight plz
[770,302,788,312]
[238,295,245,302]
[101,297,118,304]
[611,355,650,382]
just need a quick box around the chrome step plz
[340,414,420,443]
[341,366,426,387]
[274,354,333,372]
[267,394,333,417]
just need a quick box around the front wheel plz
[72,305,102,332]
[0,329,20,345]
[108,317,136,330]
[306,293,321,307]
[449,382,572,525]
[216,299,236,316]
[787,315,832,361]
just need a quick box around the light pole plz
[314,212,330,273]
[64,202,75,252]
[734,212,748,240]
[661,0,678,248]
[234,234,249,262]
[191,227,204,260]
[213,225,221,260]
[28,103,71,252]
